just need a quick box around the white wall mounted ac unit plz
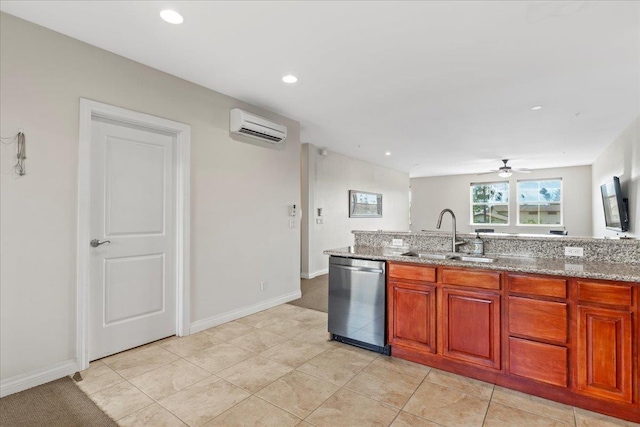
[230,108,287,144]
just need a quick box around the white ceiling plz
[2,1,639,177]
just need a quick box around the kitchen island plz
[325,231,640,423]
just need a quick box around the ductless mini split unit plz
[230,108,287,144]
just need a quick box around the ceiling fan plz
[478,159,532,178]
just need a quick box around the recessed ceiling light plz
[160,10,184,24]
[385,152,391,156]
[282,75,298,84]
[531,105,543,111]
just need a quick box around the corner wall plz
[591,116,640,238]
[301,144,410,278]
[0,13,301,383]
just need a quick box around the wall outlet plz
[260,281,267,291]
[564,247,584,257]
[392,239,403,247]
[316,218,323,224]
[289,219,296,229]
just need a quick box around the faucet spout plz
[436,209,462,253]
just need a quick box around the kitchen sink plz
[401,252,496,263]
[401,252,449,260]
[457,256,496,263]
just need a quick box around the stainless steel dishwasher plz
[328,256,389,354]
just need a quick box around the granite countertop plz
[324,246,640,283]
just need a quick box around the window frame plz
[516,178,564,227]
[469,181,510,226]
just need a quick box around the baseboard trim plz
[190,290,302,334]
[301,269,328,279]
[0,359,78,397]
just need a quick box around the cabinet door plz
[442,288,501,369]
[388,280,436,353]
[577,306,632,403]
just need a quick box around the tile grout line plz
[316,351,405,425]
[481,383,496,426]
[395,368,437,426]
[185,311,328,425]
[80,304,627,426]
[309,351,385,423]
[490,386,579,425]
[116,378,175,424]
[177,309,328,426]
[127,349,219,426]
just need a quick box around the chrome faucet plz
[436,209,465,253]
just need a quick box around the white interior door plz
[89,117,176,360]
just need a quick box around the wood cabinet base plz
[386,263,639,424]
[391,344,640,423]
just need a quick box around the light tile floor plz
[77,304,639,427]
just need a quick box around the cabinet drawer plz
[388,263,436,282]
[577,281,633,307]
[509,337,568,387]
[442,268,501,290]
[509,297,568,343]
[508,274,567,299]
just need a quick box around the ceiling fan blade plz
[513,169,532,173]
[477,170,498,175]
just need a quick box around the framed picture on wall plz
[349,190,382,218]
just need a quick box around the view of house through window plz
[470,182,509,225]
[517,179,562,225]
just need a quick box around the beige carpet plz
[288,274,328,313]
[0,376,117,427]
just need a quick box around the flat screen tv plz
[600,176,629,232]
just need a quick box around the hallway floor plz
[77,304,636,426]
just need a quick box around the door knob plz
[90,239,111,248]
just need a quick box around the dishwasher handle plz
[331,264,384,274]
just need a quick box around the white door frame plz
[76,98,191,371]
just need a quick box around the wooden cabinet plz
[441,268,501,290]
[577,306,632,403]
[442,288,501,369]
[388,279,436,353]
[505,274,570,387]
[387,263,502,369]
[389,263,436,282]
[508,274,567,299]
[576,279,635,404]
[509,337,568,387]
[387,263,639,423]
[508,296,568,344]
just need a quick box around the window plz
[517,179,562,225]
[470,182,509,225]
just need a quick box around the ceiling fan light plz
[498,171,512,178]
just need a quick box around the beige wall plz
[0,13,301,380]
[592,116,639,238]
[301,144,410,277]
[411,165,593,236]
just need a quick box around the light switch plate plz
[392,239,403,247]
